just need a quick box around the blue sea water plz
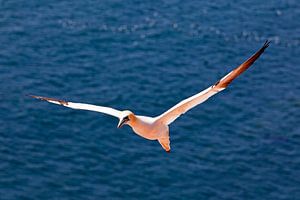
[0,0,299,199]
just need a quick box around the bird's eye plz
[124,116,130,121]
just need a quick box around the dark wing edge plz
[28,95,69,106]
[213,40,270,90]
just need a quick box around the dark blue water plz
[1,0,299,199]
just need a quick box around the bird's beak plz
[117,118,127,128]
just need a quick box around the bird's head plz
[117,110,135,128]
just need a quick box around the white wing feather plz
[30,95,121,118]
[157,41,270,125]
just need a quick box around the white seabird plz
[30,41,270,152]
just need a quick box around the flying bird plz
[30,41,270,152]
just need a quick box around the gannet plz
[30,41,270,152]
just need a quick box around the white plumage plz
[30,41,269,152]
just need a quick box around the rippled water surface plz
[0,0,299,199]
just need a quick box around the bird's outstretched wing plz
[30,95,122,118]
[157,40,270,125]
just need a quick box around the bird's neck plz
[127,114,138,127]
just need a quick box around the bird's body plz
[30,41,270,152]
[129,115,160,140]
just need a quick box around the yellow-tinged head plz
[117,110,135,128]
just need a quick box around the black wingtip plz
[263,40,271,49]
[28,95,68,105]
[28,95,47,101]
[28,94,40,99]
